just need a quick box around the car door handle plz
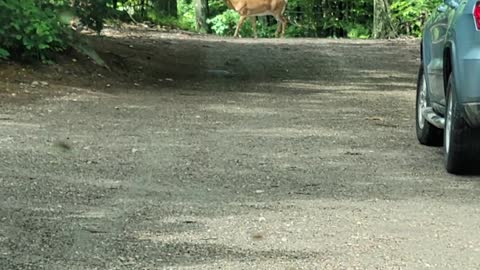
[438,5,448,12]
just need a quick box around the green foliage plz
[208,0,229,16]
[255,23,279,38]
[391,0,442,36]
[208,10,242,36]
[73,0,109,33]
[0,48,10,59]
[346,24,371,39]
[177,0,196,30]
[0,0,118,61]
[285,0,373,38]
[111,0,192,30]
[0,0,68,61]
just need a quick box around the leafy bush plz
[285,24,313,37]
[391,0,442,36]
[0,0,68,61]
[255,23,280,38]
[0,48,9,59]
[0,0,113,61]
[148,0,195,30]
[177,0,197,30]
[72,0,109,33]
[346,24,371,39]
[208,10,245,36]
[285,0,373,38]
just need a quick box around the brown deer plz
[225,0,288,38]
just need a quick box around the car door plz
[425,4,450,107]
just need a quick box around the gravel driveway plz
[1,29,480,269]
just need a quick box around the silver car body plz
[422,0,480,127]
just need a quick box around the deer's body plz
[225,0,288,38]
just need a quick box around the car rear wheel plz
[416,63,442,146]
[444,74,480,174]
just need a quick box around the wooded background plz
[0,0,442,61]
[103,0,441,38]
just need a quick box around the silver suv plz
[416,0,480,174]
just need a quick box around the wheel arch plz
[420,41,423,62]
[443,41,458,97]
[443,46,452,94]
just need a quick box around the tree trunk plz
[140,0,146,19]
[195,0,209,33]
[373,0,396,38]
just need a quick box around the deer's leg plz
[275,16,282,38]
[250,16,258,38]
[280,15,287,38]
[234,16,247,38]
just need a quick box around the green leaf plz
[0,48,10,59]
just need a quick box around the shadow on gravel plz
[86,32,419,88]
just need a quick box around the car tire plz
[444,73,480,174]
[416,63,442,146]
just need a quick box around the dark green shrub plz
[0,0,68,61]
[73,0,109,33]
[208,10,246,36]
[391,0,443,36]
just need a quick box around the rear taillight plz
[474,2,480,29]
